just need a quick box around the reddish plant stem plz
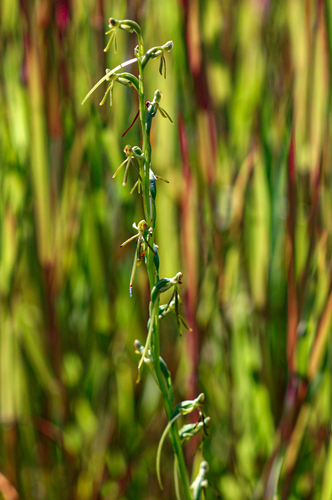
[178,114,200,462]
[286,127,298,373]
[297,157,322,314]
[308,264,332,379]
[254,374,308,500]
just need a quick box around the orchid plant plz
[82,18,211,499]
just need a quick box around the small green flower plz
[112,145,142,191]
[178,416,210,442]
[120,220,155,298]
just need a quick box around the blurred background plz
[1,0,332,499]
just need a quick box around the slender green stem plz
[137,48,192,500]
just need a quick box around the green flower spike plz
[83,18,193,500]
[156,393,205,490]
[120,220,155,298]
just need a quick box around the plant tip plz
[164,40,174,51]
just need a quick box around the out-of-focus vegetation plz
[1,0,332,499]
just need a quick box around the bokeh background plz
[1,0,332,499]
